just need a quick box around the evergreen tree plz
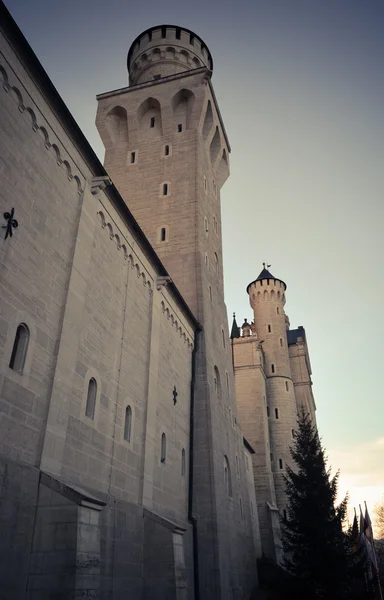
[281,409,352,599]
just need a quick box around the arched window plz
[124,405,132,442]
[160,227,166,242]
[224,455,232,497]
[9,323,30,374]
[161,433,166,463]
[85,378,97,420]
[181,448,186,476]
[271,364,275,373]
[214,366,221,397]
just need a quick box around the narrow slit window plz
[177,123,183,133]
[181,448,186,476]
[161,227,166,242]
[130,151,136,164]
[275,407,279,419]
[271,364,275,373]
[204,217,208,233]
[9,323,30,374]
[163,183,168,196]
[267,406,270,418]
[283,509,287,521]
[280,338,283,347]
[85,378,97,420]
[277,307,280,315]
[164,144,170,156]
[150,117,155,128]
[124,405,132,442]
[204,177,207,190]
[279,458,283,470]
[270,453,273,462]
[285,381,289,391]
[161,433,166,463]
[268,324,271,333]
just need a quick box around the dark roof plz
[230,314,240,339]
[287,327,306,346]
[246,267,287,294]
[0,1,200,331]
[127,25,213,71]
[243,437,255,454]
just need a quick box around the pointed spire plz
[246,262,287,294]
[230,312,240,339]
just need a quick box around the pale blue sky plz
[4,0,384,514]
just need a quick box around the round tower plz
[127,25,212,86]
[247,265,297,517]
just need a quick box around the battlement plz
[248,279,286,309]
[127,25,212,85]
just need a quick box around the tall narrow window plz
[164,144,170,156]
[130,151,136,164]
[275,407,279,419]
[285,381,289,391]
[214,366,221,397]
[161,433,166,463]
[181,448,186,476]
[150,117,155,128]
[9,323,30,374]
[271,364,275,373]
[279,458,283,470]
[277,307,280,315]
[214,253,219,274]
[204,176,207,190]
[124,405,132,442]
[85,378,97,420]
[177,123,183,133]
[204,217,208,233]
[163,183,168,196]
[283,509,287,521]
[267,406,270,418]
[224,455,232,497]
[268,324,271,333]
[161,228,166,242]
[280,338,283,347]
[270,453,273,462]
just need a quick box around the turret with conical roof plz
[247,264,297,521]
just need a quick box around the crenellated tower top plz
[127,25,213,86]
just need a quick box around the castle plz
[0,5,316,599]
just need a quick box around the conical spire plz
[246,262,286,294]
[230,313,240,339]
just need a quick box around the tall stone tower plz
[96,25,258,599]
[247,267,298,515]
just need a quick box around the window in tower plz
[275,407,279,419]
[150,117,155,128]
[204,176,207,191]
[283,509,287,521]
[267,406,270,417]
[124,405,132,442]
[271,364,275,373]
[164,144,170,156]
[85,378,97,420]
[285,381,289,391]
[214,252,219,274]
[205,253,208,268]
[214,366,221,397]
[9,323,30,374]
[204,217,208,233]
[161,433,166,463]
[177,123,183,133]
[268,324,271,333]
[161,228,166,242]
[277,307,280,315]
[270,453,273,462]
[280,337,283,347]
[161,26,166,38]
[279,458,283,470]
[176,28,181,40]
[163,183,168,196]
[130,151,136,164]
[267,279,270,285]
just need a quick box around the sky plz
[4,0,384,528]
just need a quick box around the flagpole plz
[365,501,383,600]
